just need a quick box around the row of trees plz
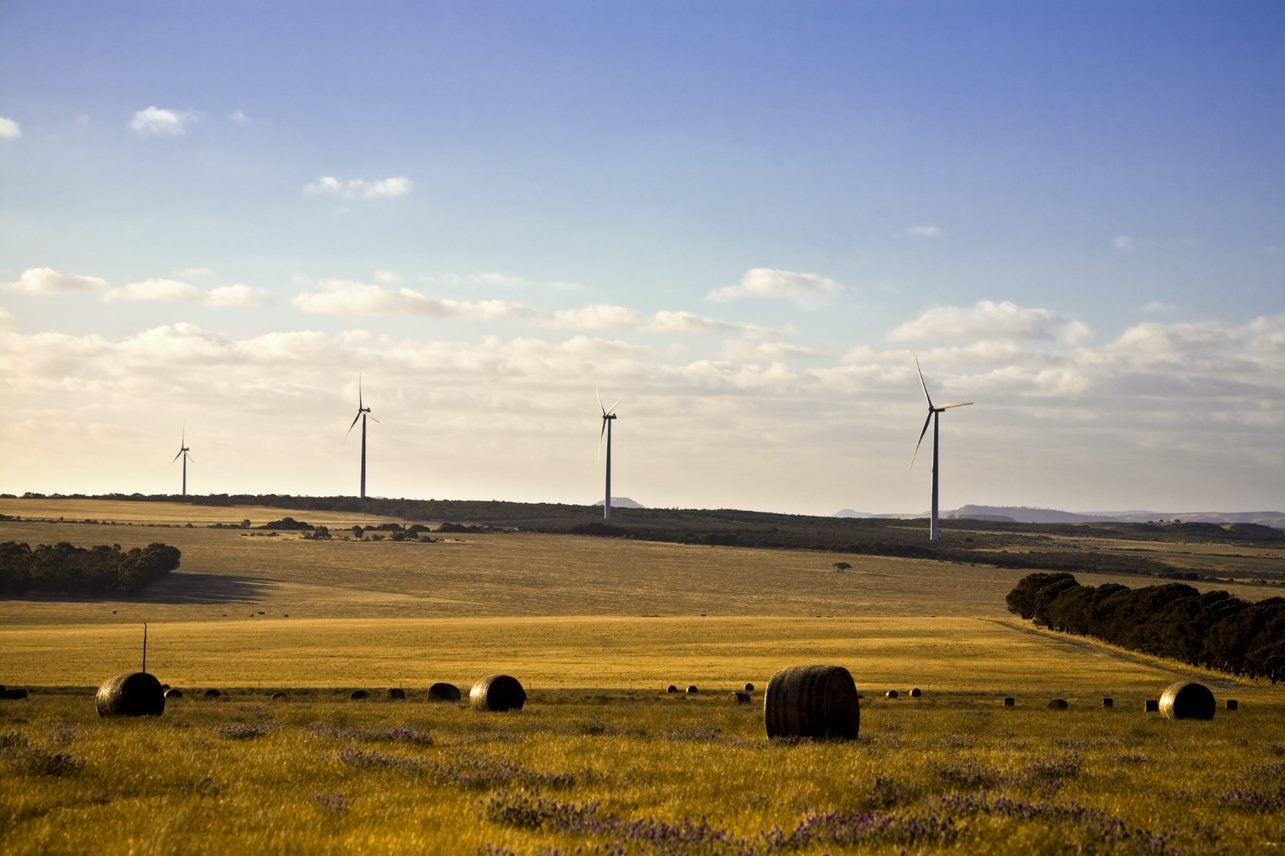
[0,542,181,595]
[1007,573,1284,683]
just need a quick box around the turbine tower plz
[598,392,621,520]
[171,424,193,497]
[911,356,972,542]
[346,374,379,499]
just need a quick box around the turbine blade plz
[910,411,933,469]
[346,411,362,436]
[186,453,194,464]
[597,418,605,467]
[607,397,622,416]
[358,373,364,410]
[367,413,380,424]
[171,450,183,463]
[915,355,934,409]
[940,401,973,409]
[597,388,606,416]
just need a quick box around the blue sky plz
[1,1,1282,515]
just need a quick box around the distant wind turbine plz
[171,424,193,497]
[911,356,973,542]
[598,391,621,521]
[346,374,379,499]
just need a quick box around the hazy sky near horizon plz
[2,1,1282,516]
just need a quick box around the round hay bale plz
[1159,681,1215,721]
[2,687,29,700]
[666,685,679,694]
[96,672,165,717]
[1047,698,1069,710]
[164,688,183,699]
[349,689,370,701]
[161,683,170,691]
[203,688,222,700]
[909,688,922,698]
[686,685,699,695]
[270,691,288,701]
[1003,696,1015,707]
[386,687,406,701]
[1102,697,1114,709]
[884,690,899,699]
[728,691,751,705]
[764,664,860,741]
[469,674,526,712]
[744,682,755,693]
[427,682,461,702]
[1145,699,1159,713]
[1226,699,1239,711]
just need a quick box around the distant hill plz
[946,505,1285,531]
[833,508,875,519]
[593,497,646,509]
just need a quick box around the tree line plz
[0,542,181,595]
[1007,572,1284,683]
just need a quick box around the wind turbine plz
[598,391,621,520]
[171,424,193,497]
[911,356,972,542]
[346,374,379,499]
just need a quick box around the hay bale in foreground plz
[909,688,922,698]
[470,674,526,712]
[1226,699,1239,711]
[1145,699,1159,713]
[349,689,370,701]
[164,688,183,699]
[270,691,287,701]
[728,691,751,705]
[884,690,899,699]
[2,687,29,700]
[1159,681,1215,720]
[386,688,406,701]
[428,682,461,702]
[744,682,755,693]
[1102,697,1114,708]
[96,672,165,718]
[1047,698,1069,711]
[665,685,679,694]
[686,685,699,695]
[1003,696,1015,707]
[764,664,860,741]
[203,688,222,700]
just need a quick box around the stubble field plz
[1,499,1282,854]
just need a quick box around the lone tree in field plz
[833,561,852,573]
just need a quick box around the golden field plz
[1,499,1282,854]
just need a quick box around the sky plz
[1,1,1282,516]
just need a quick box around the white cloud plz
[1112,235,1135,252]
[292,279,531,319]
[1143,301,1175,314]
[648,310,782,339]
[205,284,273,308]
[549,304,642,330]
[904,225,942,238]
[888,300,1089,344]
[105,278,202,303]
[708,268,843,306]
[373,270,403,285]
[303,176,413,200]
[129,106,199,137]
[2,267,108,295]
[0,116,20,139]
[0,306,12,328]
[229,109,251,125]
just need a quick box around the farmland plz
[1,498,1283,854]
